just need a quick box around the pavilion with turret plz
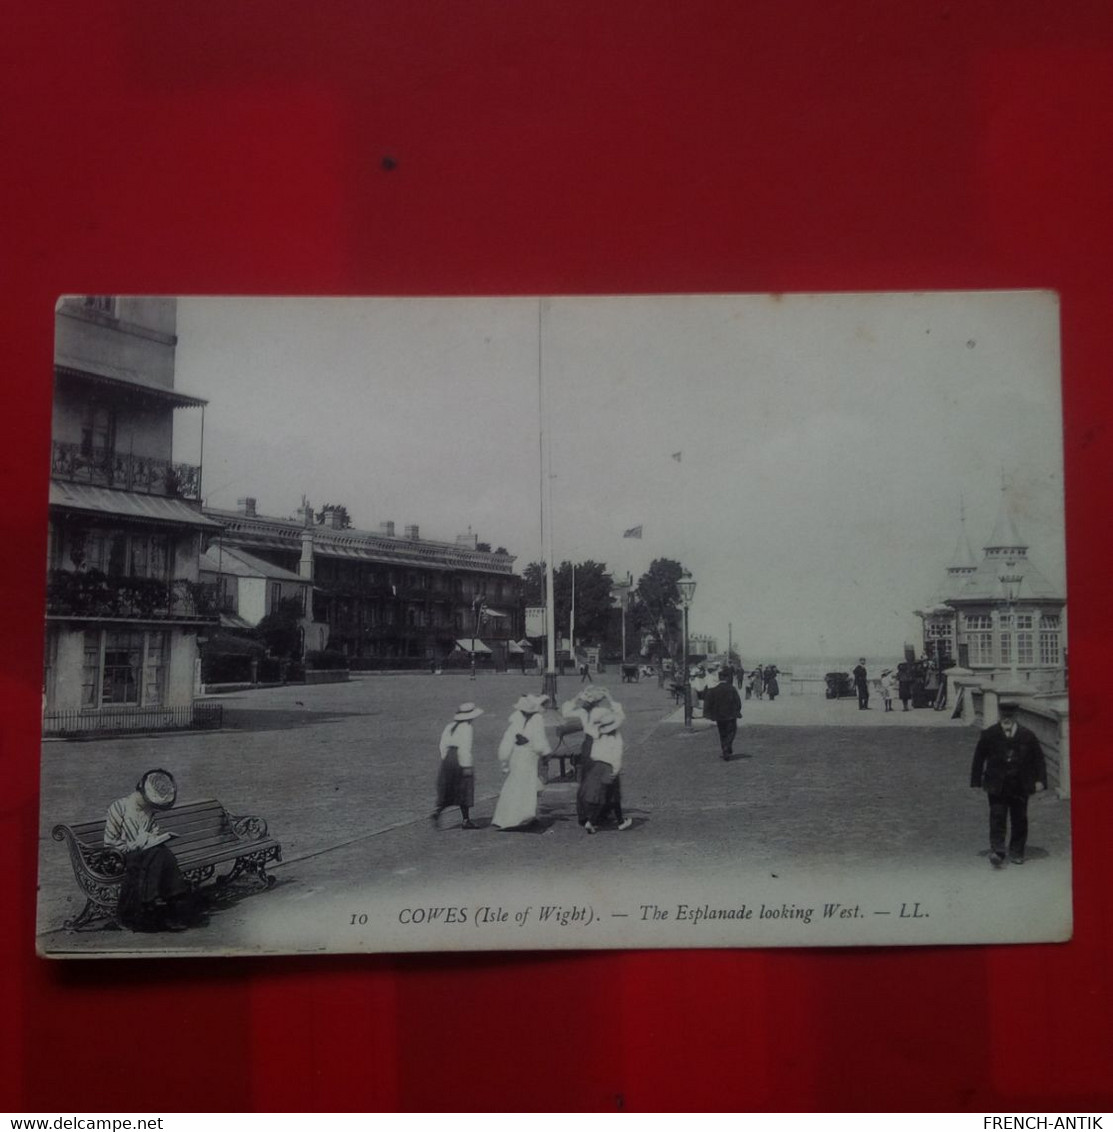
[915,490,1066,692]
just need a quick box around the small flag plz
[671,452,682,462]
[623,525,643,539]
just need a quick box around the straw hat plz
[453,702,484,721]
[577,687,607,705]
[513,694,543,713]
[138,768,177,810]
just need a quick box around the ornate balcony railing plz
[51,441,202,501]
[46,570,220,622]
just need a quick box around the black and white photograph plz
[36,291,1070,957]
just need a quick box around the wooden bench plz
[541,721,585,782]
[52,798,282,932]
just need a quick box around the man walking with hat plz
[853,658,870,710]
[703,667,744,759]
[970,699,1047,868]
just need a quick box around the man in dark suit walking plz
[970,699,1047,868]
[703,669,743,760]
[853,658,870,709]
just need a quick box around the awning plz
[507,641,524,654]
[55,360,208,408]
[483,607,510,619]
[454,638,492,654]
[50,481,224,530]
[219,612,256,632]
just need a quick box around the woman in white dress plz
[491,694,552,830]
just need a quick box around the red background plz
[2,0,1112,1112]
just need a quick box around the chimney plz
[329,509,345,530]
[237,497,257,518]
[380,521,395,537]
[404,524,419,541]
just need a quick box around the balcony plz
[46,570,219,622]
[51,441,201,501]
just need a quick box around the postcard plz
[37,291,1070,956]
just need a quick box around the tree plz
[630,558,686,660]
[520,560,616,645]
[255,596,306,658]
[522,561,546,605]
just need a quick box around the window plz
[271,582,282,609]
[80,404,116,458]
[1016,614,1035,666]
[102,631,144,705]
[1039,615,1061,665]
[82,631,101,707]
[965,615,994,665]
[82,629,169,708]
[86,530,170,579]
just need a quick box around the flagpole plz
[540,299,557,702]
[570,563,576,663]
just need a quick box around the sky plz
[173,292,1066,660]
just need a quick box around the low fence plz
[953,677,1070,799]
[43,702,224,738]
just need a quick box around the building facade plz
[203,499,524,668]
[199,544,312,634]
[44,297,221,733]
[916,492,1066,690]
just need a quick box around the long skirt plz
[436,751,474,809]
[118,844,191,932]
[492,748,541,829]
[577,760,621,825]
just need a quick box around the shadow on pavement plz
[222,709,376,732]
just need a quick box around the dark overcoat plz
[702,681,742,722]
[970,722,1048,795]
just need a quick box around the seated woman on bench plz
[103,769,202,933]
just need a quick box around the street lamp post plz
[677,571,697,729]
[470,595,485,681]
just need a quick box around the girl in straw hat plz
[103,769,198,932]
[492,693,552,830]
[433,703,484,829]
[577,708,632,833]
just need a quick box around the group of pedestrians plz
[745,664,780,701]
[850,658,945,713]
[432,688,633,834]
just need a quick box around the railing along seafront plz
[52,441,201,500]
[43,702,223,738]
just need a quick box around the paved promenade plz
[36,673,1071,955]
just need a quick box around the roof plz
[985,490,1027,552]
[55,360,208,409]
[205,507,518,575]
[200,545,307,584]
[949,553,1064,603]
[50,481,224,529]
